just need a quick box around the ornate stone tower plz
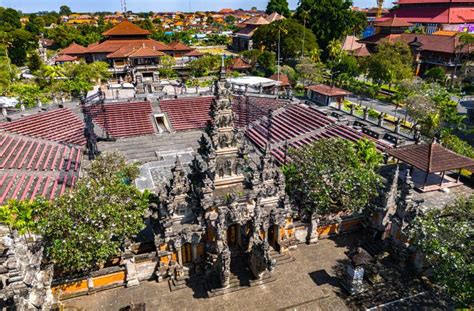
[207,57,245,190]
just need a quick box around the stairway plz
[270,249,296,266]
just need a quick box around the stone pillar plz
[350,104,355,116]
[1,107,6,118]
[413,125,421,144]
[306,215,319,244]
[192,243,198,262]
[124,258,140,287]
[378,113,385,127]
[36,98,42,109]
[87,277,94,294]
[20,104,25,112]
[363,106,368,120]
[394,118,401,134]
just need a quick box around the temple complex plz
[56,21,202,82]
[0,61,473,308]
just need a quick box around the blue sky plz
[0,0,383,13]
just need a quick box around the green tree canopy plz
[252,18,318,61]
[0,8,21,31]
[409,196,473,306]
[188,54,220,77]
[34,152,149,273]
[266,0,291,17]
[8,29,37,66]
[365,42,413,86]
[59,5,72,16]
[295,0,366,59]
[283,138,382,218]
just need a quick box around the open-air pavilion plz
[386,141,474,192]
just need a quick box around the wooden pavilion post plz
[439,171,445,187]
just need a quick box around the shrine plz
[150,61,296,292]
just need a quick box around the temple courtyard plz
[62,235,357,311]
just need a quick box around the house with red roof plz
[58,21,202,82]
[378,0,474,34]
[231,13,284,52]
[359,16,473,75]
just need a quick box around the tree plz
[409,196,473,306]
[266,0,291,17]
[188,55,220,77]
[8,29,37,66]
[0,199,44,236]
[59,5,72,16]
[296,57,324,85]
[424,67,446,83]
[365,42,413,86]
[224,15,236,24]
[0,8,21,31]
[283,138,382,219]
[10,82,48,107]
[27,52,42,72]
[252,19,318,61]
[34,152,149,273]
[295,0,367,59]
[241,49,263,67]
[332,54,360,82]
[25,16,46,36]
[159,55,176,79]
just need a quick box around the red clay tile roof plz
[375,16,413,27]
[55,54,78,62]
[86,39,171,57]
[266,12,285,23]
[102,20,151,36]
[377,7,474,24]
[351,45,371,57]
[167,41,193,51]
[360,33,472,54]
[234,25,258,37]
[185,50,203,57]
[106,45,165,58]
[85,102,155,138]
[245,16,270,25]
[59,42,87,55]
[269,73,290,86]
[306,84,351,96]
[395,0,470,4]
[0,132,82,204]
[245,104,388,163]
[386,142,474,173]
[0,108,86,145]
[159,97,213,131]
[229,57,252,70]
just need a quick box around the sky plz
[0,0,381,13]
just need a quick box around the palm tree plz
[300,10,310,58]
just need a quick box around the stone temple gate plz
[150,63,298,290]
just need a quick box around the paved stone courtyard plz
[62,235,357,311]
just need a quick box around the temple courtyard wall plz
[59,235,357,311]
[51,216,363,302]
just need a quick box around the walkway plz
[346,95,409,121]
[61,235,358,311]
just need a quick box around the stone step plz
[207,273,276,298]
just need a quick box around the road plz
[346,94,409,121]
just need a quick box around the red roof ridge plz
[102,20,151,37]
